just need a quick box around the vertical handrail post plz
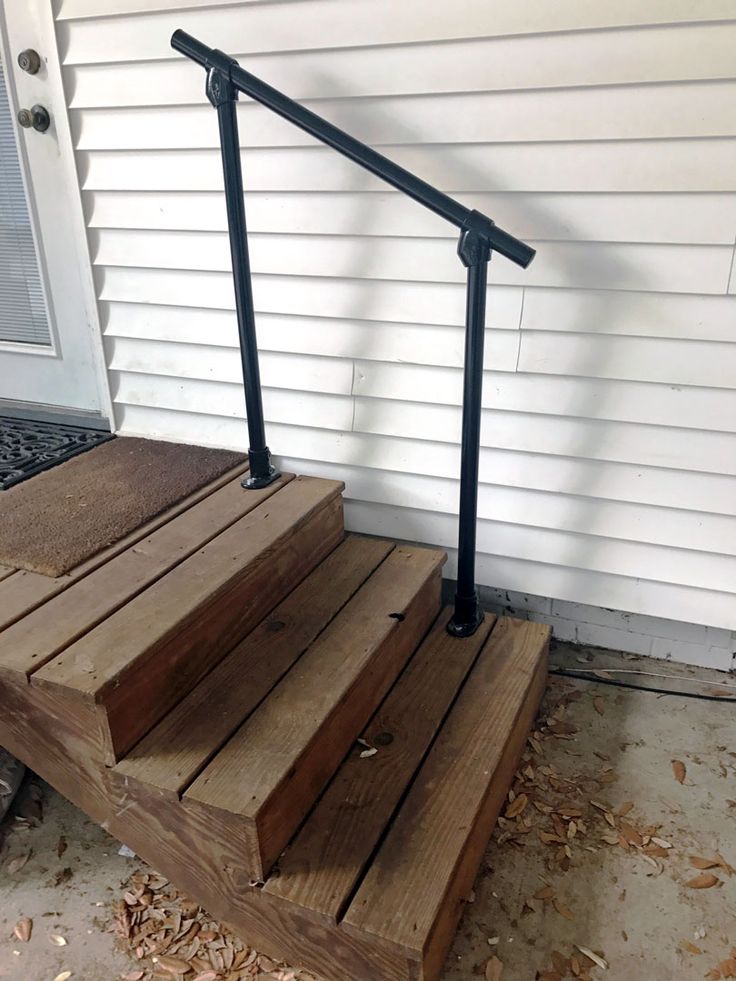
[206,57,280,489]
[447,217,491,637]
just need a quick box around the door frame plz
[0,0,113,424]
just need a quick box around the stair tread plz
[114,535,394,798]
[264,606,494,923]
[342,617,549,963]
[32,476,340,699]
[0,462,248,636]
[185,544,444,817]
[183,544,445,879]
[0,467,272,680]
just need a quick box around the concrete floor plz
[1,645,735,981]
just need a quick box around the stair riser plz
[0,677,110,825]
[98,495,345,764]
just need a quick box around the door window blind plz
[0,56,50,346]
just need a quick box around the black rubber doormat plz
[0,416,114,490]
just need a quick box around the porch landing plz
[0,460,549,981]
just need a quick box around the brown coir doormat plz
[0,436,246,577]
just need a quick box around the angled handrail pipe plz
[171,29,536,636]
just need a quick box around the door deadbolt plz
[17,49,41,75]
[17,105,50,133]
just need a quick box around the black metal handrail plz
[171,29,535,637]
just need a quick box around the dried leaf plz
[672,760,686,784]
[506,793,528,819]
[553,898,574,921]
[686,873,719,889]
[679,940,703,954]
[120,973,145,981]
[593,697,605,716]
[551,950,570,974]
[556,803,583,818]
[539,830,566,845]
[485,955,503,981]
[575,944,609,970]
[192,974,217,981]
[619,821,644,847]
[690,856,719,870]
[534,885,555,901]
[597,772,618,787]
[50,934,68,946]
[154,954,192,973]
[14,916,32,942]
[7,851,31,874]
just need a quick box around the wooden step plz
[263,606,496,925]
[113,535,395,800]
[116,542,445,882]
[31,475,345,764]
[340,615,549,979]
[110,609,548,981]
[0,588,548,981]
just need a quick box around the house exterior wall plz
[53,0,736,665]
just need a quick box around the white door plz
[0,2,108,421]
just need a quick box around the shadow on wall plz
[289,72,648,583]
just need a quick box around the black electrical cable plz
[549,667,736,704]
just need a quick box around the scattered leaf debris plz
[575,944,609,970]
[13,916,32,942]
[672,760,686,784]
[112,869,321,981]
[686,872,720,889]
[484,954,503,981]
[6,850,31,874]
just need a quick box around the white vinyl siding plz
[54,1,736,638]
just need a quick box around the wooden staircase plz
[0,463,549,981]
